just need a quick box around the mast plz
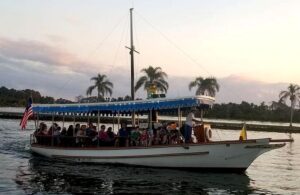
[126,8,139,126]
[130,8,134,103]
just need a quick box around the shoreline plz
[1,111,299,133]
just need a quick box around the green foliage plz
[135,66,169,93]
[0,86,55,106]
[86,74,113,102]
[204,101,300,122]
[189,76,219,96]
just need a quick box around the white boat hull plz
[30,138,284,172]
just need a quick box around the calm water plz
[0,119,299,194]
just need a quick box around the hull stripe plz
[51,151,209,159]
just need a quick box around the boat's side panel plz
[31,139,276,169]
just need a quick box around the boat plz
[30,95,292,172]
[29,8,293,173]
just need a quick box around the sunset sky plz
[0,0,299,103]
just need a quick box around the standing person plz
[184,108,201,143]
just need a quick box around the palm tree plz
[279,84,300,127]
[86,74,113,102]
[189,77,220,96]
[135,66,169,95]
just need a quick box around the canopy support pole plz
[149,109,153,146]
[178,107,181,128]
[97,111,100,131]
[34,112,37,130]
[51,112,54,146]
[200,109,203,122]
[62,113,65,129]
[117,112,120,130]
[87,113,90,124]
[73,113,75,136]
[112,114,115,131]
[37,112,39,128]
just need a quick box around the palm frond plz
[86,85,96,96]
[135,76,148,92]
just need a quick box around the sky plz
[0,0,299,104]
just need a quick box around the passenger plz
[53,126,61,136]
[159,127,168,145]
[98,125,109,146]
[76,125,86,146]
[74,123,80,135]
[167,122,178,144]
[52,126,61,146]
[106,127,116,146]
[61,127,67,136]
[118,123,129,147]
[140,129,148,147]
[36,123,47,145]
[130,127,140,146]
[67,125,74,137]
[86,122,97,146]
[86,122,97,137]
[37,123,48,136]
[47,123,58,136]
[154,129,161,145]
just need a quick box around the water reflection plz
[15,155,256,194]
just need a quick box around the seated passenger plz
[130,127,140,146]
[86,122,97,145]
[53,126,61,136]
[154,129,161,145]
[140,129,148,147]
[76,125,86,146]
[118,123,129,147]
[47,123,59,136]
[106,127,116,146]
[67,125,74,137]
[36,123,48,145]
[60,127,67,136]
[86,122,97,137]
[98,125,109,146]
[74,123,80,135]
[159,127,168,144]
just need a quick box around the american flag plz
[20,98,33,130]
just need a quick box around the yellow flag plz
[239,123,247,140]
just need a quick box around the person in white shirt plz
[184,108,201,143]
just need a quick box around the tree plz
[279,84,300,127]
[188,77,220,97]
[86,74,113,102]
[135,66,168,95]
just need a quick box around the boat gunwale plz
[30,138,270,150]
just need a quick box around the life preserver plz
[204,127,212,142]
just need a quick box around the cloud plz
[0,37,288,103]
[0,37,100,75]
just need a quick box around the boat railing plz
[30,131,184,148]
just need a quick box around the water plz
[0,119,299,194]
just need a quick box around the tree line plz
[85,65,299,126]
[1,65,299,125]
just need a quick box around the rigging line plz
[56,12,128,97]
[135,10,244,101]
[135,10,211,76]
[108,12,130,73]
[85,12,128,61]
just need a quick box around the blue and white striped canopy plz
[32,96,215,113]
